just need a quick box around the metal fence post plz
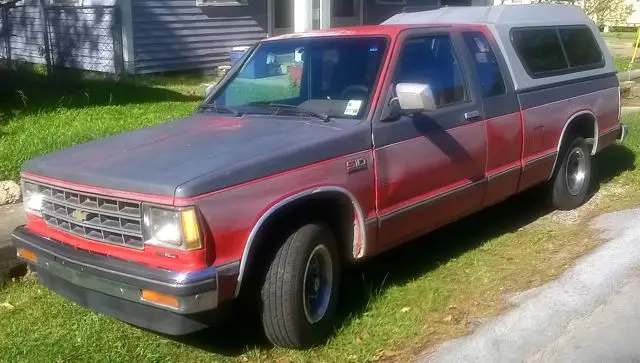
[38,0,53,76]
[112,4,123,75]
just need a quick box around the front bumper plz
[11,226,233,335]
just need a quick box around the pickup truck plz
[12,4,627,349]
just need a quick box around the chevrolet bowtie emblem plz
[71,209,89,223]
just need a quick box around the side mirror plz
[395,83,437,113]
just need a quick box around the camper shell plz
[383,4,617,91]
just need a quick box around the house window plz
[333,0,356,17]
[441,0,472,6]
[462,31,506,98]
[274,0,293,29]
[394,35,467,107]
[376,0,407,5]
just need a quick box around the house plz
[0,0,489,74]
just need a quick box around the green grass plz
[603,31,639,40]
[0,66,216,181]
[1,67,640,362]
[614,56,640,72]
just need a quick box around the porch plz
[267,0,487,36]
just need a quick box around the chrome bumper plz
[11,226,218,315]
[34,254,218,314]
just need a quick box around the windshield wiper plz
[249,102,331,123]
[198,104,243,117]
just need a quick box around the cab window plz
[394,35,467,107]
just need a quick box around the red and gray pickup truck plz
[12,4,627,349]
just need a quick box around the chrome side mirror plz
[395,83,437,112]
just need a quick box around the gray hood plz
[22,113,370,198]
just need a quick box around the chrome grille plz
[29,180,144,249]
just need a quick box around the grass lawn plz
[1,68,640,362]
[0,66,217,181]
[603,31,639,40]
[614,56,640,72]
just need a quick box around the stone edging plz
[0,180,21,207]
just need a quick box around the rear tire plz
[551,137,592,210]
[260,223,340,349]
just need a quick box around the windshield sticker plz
[344,100,363,116]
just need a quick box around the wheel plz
[260,223,340,349]
[551,137,592,210]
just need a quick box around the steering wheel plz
[340,84,369,100]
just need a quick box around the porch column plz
[293,0,311,32]
[320,0,331,29]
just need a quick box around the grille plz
[30,180,145,249]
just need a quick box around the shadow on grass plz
[166,145,635,357]
[0,64,203,124]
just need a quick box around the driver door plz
[373,30,488,248]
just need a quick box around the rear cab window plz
[511,25,604,79]
[462,31,506,98]
[558,27,604,68]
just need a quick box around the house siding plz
[131,0,268,74]
[0,8,5,58]
[2,2,120,73]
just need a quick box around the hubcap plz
[565,147,587,196]
[302,245,333,324]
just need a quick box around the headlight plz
[22,181,43,217]
[142,205,202,251]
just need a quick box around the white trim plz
[48,0,81,6]
[48,0,115,5]
[234,186,367,297]
[320,0,331,30]
[195,0,247,6]
[548,110,599,180]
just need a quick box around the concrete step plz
[0,204,27,284]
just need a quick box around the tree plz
[534,0,633,27]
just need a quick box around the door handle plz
[464,111,481,121]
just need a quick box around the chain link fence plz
[1,2,123,75]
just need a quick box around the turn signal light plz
[141,290,179,309]
[181,209,202,251]
[17,248,37,263]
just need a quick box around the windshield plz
[205,36,388,120]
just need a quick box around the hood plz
[22,113,370,199]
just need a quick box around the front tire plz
[551,137,592,210]
[260,223,340,349]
